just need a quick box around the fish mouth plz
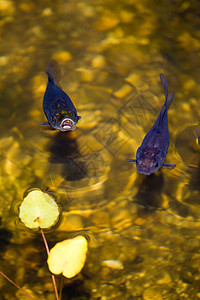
[138,169,151,175]
[137,164,152,175]
[137,159,155,175]
[60,118,76,131]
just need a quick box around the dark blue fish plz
[126,74,176,175]
[41,60,81,131]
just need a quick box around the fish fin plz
[162,163,176,170]
[194,128,200,139]
[160,74,175,109]
[42,127,56,132]
[46,71,54,84]
[160,73,168,102]
[77,116,81,121]
[40,122,53,128]
[166,92,175,109]
[46,60,62,85]
[157,91,175,127]
[40,122,56,132]
[125,158,136,163]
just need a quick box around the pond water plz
[1,0,200,299]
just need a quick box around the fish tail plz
[160,73,168,102]
[194,128,200,139]
[46,59,62,85]
[166,92,175,109]
[160,74,175,109]
[46,71,54,84]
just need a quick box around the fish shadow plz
[134,172,164,209]
[0,227,13,252]
[188,159,200,191]
[181,158,200,207]
[61,276,91,299]
[48,131,87,181]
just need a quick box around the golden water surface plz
[0,0,200,299]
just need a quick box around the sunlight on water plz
[1,0,200,299]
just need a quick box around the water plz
[1,0,200,299]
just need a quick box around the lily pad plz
[19,189,60,229]
[47,236,88,278]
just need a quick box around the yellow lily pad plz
[19,189,60,229]
[47,236,88,278]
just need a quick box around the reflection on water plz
[1,0,200,299]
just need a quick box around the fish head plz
[45,104,79,131]
[59,118,76,131]
[136,147,165,175]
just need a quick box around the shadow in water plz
[62,276,91,300]
[188,160,200,193]
[134,172,164,209]
[48,131,87,181]
[0,227,12,252]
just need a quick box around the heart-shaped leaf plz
[19,189,60,229]
[47,236,88,278]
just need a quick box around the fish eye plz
[154,163,158,168]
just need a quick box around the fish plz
[41,60,81,131]
[126,73,176,175]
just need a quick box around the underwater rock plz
[52,51,72,62]
[102,259,124,270]
[157,272,171,285]
[95,11,120,31]
[143,286,163,300]
[91,55,106,68]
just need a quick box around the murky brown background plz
[1,0,200,299]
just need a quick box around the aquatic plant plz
[0,188,88,299]
[47,236,88,278]
[20,189,60,299]
[0,270,34,300]
[19,189,60,229]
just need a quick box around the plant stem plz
[40,228,60,300]
[0,270,34,300]
[59,275,64,300]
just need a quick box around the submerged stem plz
[59,274,64,300]
[40,228,60,300]
[0,270,34,300]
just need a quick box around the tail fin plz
[160,73,168,102]
[160,73,175,109]
[166,92,175,109]
[46,60,62,85]
[194,128,200,139]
